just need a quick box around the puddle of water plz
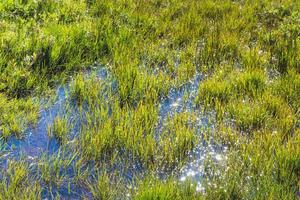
[0,67,227,199]
[5,86,66,159]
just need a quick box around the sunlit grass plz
[0,161,41,200]
[0,94,38,138]
[0,0,299,199]
[47,116,70,143]
[133,177,201,200]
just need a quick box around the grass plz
[133,178,201,200]
[86,172,125,200]
[228,99,269,131]
[47,116,70,143]
[0,161,41,200]
[0,94,38,139]
[0,0,299,199]
[78,83,196,168]
[203,130,300,199]
[159,113,196,167]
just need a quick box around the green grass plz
[228,99,269,131]
[159,113,196,167]
[0,161,41,200]
[86,172,125,200]
[0,94,38,139]
[0,0,299,199]
[78,85,196,168]
[47,115,70,143]
[133,178,201,200]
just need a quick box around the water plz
[179,144,227,192]
[159,74,201,118]
[0,67,226,198]
[6,86,66,158]
[158,73,227,191]
[3,67,110,160]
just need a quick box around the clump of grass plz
[261,92,296,134]
[47,116,70,143]
[231,69,266,97]
[37,150,77,193]
[69,73,85,104]
[159,113,196,167]
[206,129,300,200]
[175,57,197,85]
[0,161,41,200]
[272,70,300,114]
[80,109,116,160]
[1,67,36,98]
[196,66,297,134]
[86,172,125,200]
[196,77,232,108]
[228,99,269,131]
[78,82,197,170]
[70,72,109,106]
[269,18,300,74]
[80,100,159,164]
[133,177,201,200]
[0,94,38,139]
[114,65,171,106]
[196,69,266,110]
[214,123,241,147]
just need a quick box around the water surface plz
[0,67,226,198]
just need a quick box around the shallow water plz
[6,86,66,158]
[0,67,226,199]
[3,68,110,160]
[158,73,226,191]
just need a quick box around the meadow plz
[0,0,299,199]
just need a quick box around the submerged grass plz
[0,0,299,199]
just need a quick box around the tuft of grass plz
[228,99,269,131]
[133,177,202,200]
[86,172,125,200]
[0,94,38,139]
[272,70,300,115]
[196,77,232,108]
[47,116,70,143]
[70,72,110,106]
[159,113,196,167]
[231,69,266,97]
[0,161,41,200]
[206,129,300,200]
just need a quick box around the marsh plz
[0,0,299,199]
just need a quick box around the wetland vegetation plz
[0,0,299,199]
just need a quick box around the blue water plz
[6,86,65,158]
[3,67,110,159]
[0,67,226,199]
[158,73,227,191]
